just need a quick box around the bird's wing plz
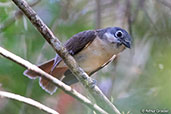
[52,30,96,70]
[64,30,96,55]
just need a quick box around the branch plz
[0,91,59,114]
[11,0,121,113]
[0,0,40,33]
[0,47,107,114]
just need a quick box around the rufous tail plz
[24,59,68,94]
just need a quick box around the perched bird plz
[24,27,132,94]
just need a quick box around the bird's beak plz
[121,40,131,48]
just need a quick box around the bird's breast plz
[74,36,122,74]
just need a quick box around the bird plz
[24,27,132,94]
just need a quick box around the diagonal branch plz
[0,91,59,114]
[11,0,121,113]
[0,46,107,114]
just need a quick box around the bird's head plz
[103,27,132,49]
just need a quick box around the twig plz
[0,0,40,33]
[0,91,59,114]
[0,46,107,114]
[11,0,121,113]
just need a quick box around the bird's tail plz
[24,59,68,94]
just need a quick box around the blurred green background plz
[0,0,171,114]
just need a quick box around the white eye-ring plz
[115,30,123,38]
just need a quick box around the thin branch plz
[0,46,107,114]
[0,0,40,33]
[0,91,59,114]
[11,0,121,113]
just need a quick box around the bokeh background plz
[0,0,171,114]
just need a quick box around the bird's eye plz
[115,30,123,38]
